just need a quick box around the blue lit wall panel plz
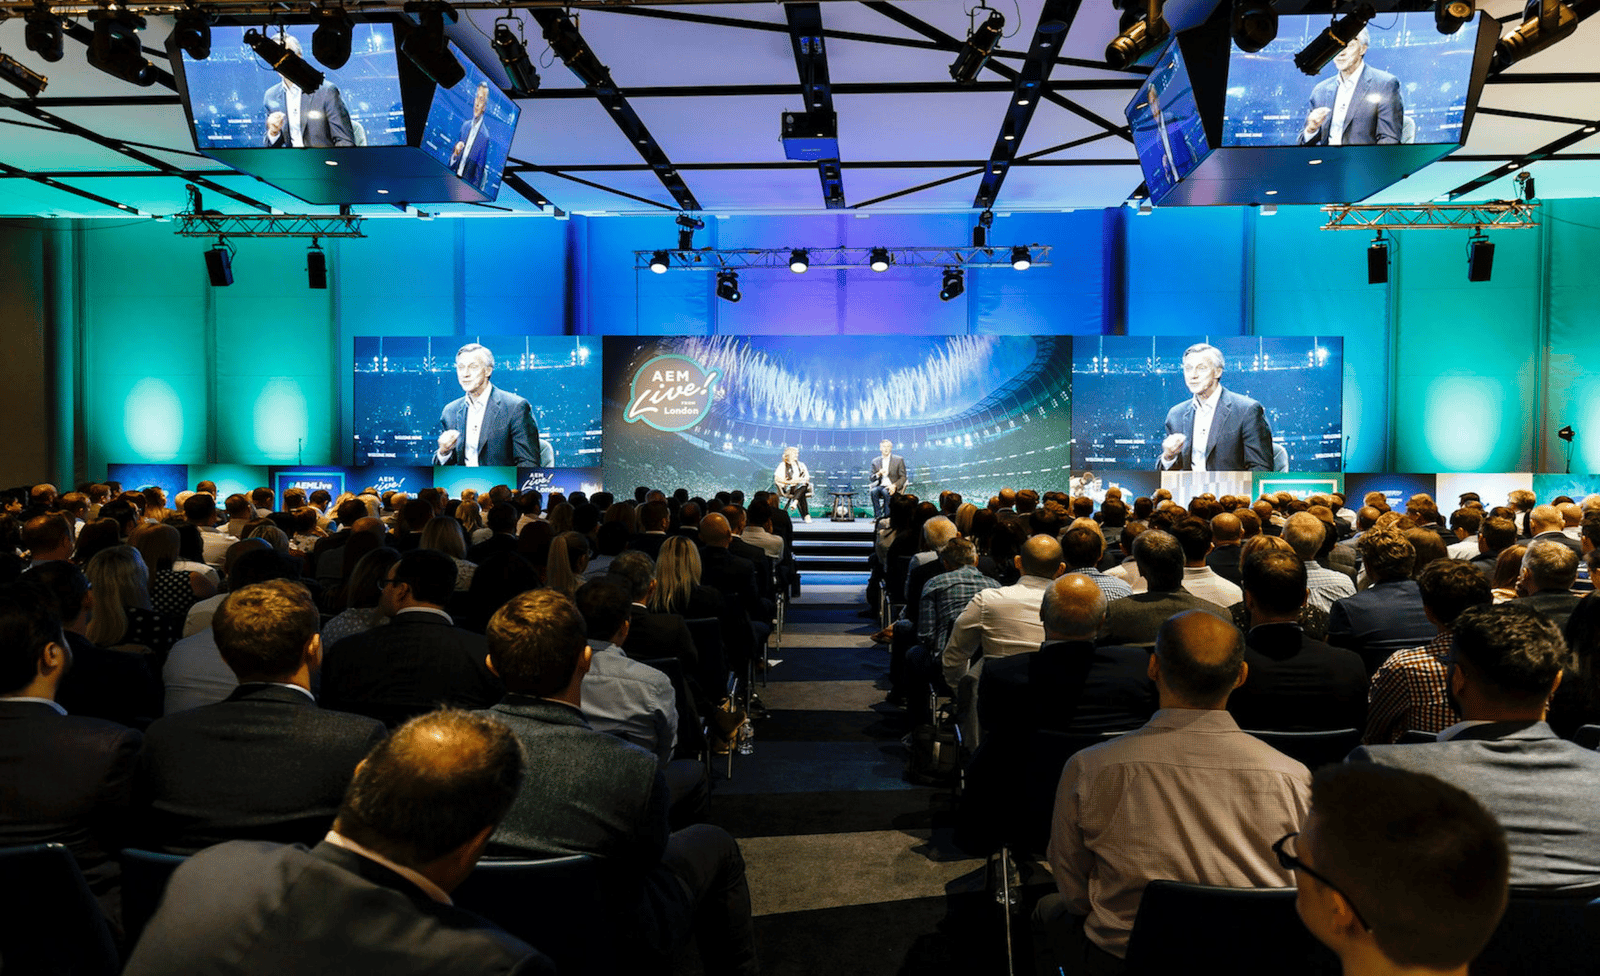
[971,211,1110,336]
[583,214,711,336]
[1124,207,1247,336]
[338,219,460,336]
[462,217,568,334]
[1543,199,1600,474]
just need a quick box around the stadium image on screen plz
[353,335,600,467]
[1071,335,1342,472]
[602,335,1073,502]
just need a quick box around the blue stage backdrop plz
[602,335,1073,501]
[1071,335,1342,472]
[352,335,601,467]
[1341,472,1439,513]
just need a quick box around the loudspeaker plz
[204,246,233,287]
[307,249,327,289]
[1367,242,1388,285]
[1467,239,1495,282]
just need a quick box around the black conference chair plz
[120,848,190,955]
[0,843,121,976]
[1123,880,1340,976]
[455,854,617,976]
[1572,724,1600,750]
[1470,888,1600,975]
[1245,727,1362,770]
[638,655,716,776]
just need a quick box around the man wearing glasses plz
[1038,610,1309,973]
[436,343,543,468]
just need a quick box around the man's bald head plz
[1040,574,1108,641]
[1018,534,1065,579]
[351,517,386,537]
[1529,504,1562,534]
[698,512,732,548]
[1210,512,1242,545]
[1153,610,1245,708]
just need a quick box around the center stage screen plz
[602,336,1074,501]
[353,335,601,467]
[1071,336,1342,473]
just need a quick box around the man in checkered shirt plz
[915,537,999,678]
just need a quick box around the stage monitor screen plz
[176,24,406,150]
[1071,336,1343,472]
[1221,12,1490,148]
[602,335,1073,502]
[353,335,601,468]
[1126,41,1211,204]
[419,41,519,199]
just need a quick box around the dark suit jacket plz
[438,386,541,467]
[262,82,355,148]
[454,115,493,187]
[1159,387,1273,471]
[135,684,388,854]
[977,640,1156,737]
[1099,588,1231,647]
[1297,64,1403,146]
[1327,580,1435,674]
[1227,623,1368,732]
[1520,590,1584,634]
[625,532,669,561]
[55,631,162,729]
[1351,721,1600,891]
[870,454,908,491]
[321,610,504,727]
[727,536,778,607]
[1531,530,1584,558]
[1206,544,1243,586]
[121,839,550,976]
[625,605,699,678]
[700,544,764,622]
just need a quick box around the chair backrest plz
[0,843,121,976]
[1245,727,1361,771]
[1124,879,1340,976]
[120,848,191,955]
[1470,889,1600,975]
[453,853,617,976]
[1573,724,1600,750]
[953,729,1119,858]
[639,655,705,758]
[682,616,723,666]
[1272,440,1290,472]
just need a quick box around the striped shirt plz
[917,566,1000,653]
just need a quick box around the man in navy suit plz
[261,33,355,148]
[869,439,908,520]
[1297,28,1403,147]
[1156,343,1273,472]
[435,342,542,467]
[449,83,494,189]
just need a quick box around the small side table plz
[829,491,857,522]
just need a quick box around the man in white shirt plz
[1156,343,1272,472]
[435,343,541,467]
[1173,516,1243,608]
[941,534,1065,693]
[1298,28,1402,146]
[450,83,495,189]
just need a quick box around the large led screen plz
[353,336,601,468]
[602,336,1073,501]
[1126,41,1210,204]
[1072,336,1343,472]
[419,40,519,199]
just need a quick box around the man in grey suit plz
[436,342,543,467]
[261,33,355,148]
[1296,28,1402,146]
[869,438,908,520]
[1156,343,1273,472]
[1099,529,1231,647]
[123,709,550,976]
[1349,603,1600,891]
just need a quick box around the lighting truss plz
[173,213,365,238]
[632,244,1051,272]
[1319,201,1539,232]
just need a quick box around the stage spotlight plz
[649,250,670,274]
[1106,4,1168,70]
[1367,235,1389,284]
[1492,0,1579,71]
[676,214,704,251]
[1466,232,1494,282]
[1435,0,1475,34]
[1295,4,1376,76]
[243,29,324,94]
[950,9,1004,84]
[0,52,48,97]
[1232,0,1278,53]
[88,10,156,87]
[716,270,742,303]
[402,1,465,90]
[543,11,612,89]
[869,247,891,272]
[1515,170,1536,201]
[307,242,328,289]
[789,249,809,273]
[170,8,212,61]
[973,209,994,249]
[25,6,64,63]
[313,5,354,70]
[493,20,539,95]
[1558,424,1575,442]
[939,267,965,301]
[205,240,234,287]
[1011,246,1032,271]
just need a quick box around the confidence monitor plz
[1126,9,1498,206]
[168,18,519,205]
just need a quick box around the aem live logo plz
[625,354,721,433]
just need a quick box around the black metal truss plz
[633,243,1052,272]
[784,3,844,208]
[172,213,366,237]
[1446,113,1600,200]
[973,0,1083,210]
[1320,202,1540,231]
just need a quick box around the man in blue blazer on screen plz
[1156,342,1273,472]
[449,83,494,190]
[1296,28,1403,147]
[435,342,542,467]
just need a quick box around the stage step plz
[790,522,876,574]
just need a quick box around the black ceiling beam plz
[529,8,700,212]
[1484,72,1600,84]
[851,129,1128,209]
[0,159,145,214]
[785,3,845,208]
[518,79,1143,99]
[533,168,678,212]
[497,172,558,213]
[973,0,1083,210]
[1446,114,1600,199]
[1474,105,1599,127]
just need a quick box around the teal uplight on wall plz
[251,377,311,461]
[1580,382,1600,474]
[124,378,186,460]
[1423,376,1504,471]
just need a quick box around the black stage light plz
[973,209,994,250]
[1466,233,1494,282]
[543,11,612,89]
[950,9,1005,84]
[1515,170,1536,201]
[1558,424,1575,442]
[1011,245,1032,271]
[715,270,742,303]
[1295,4,1376,76]
[243,29,324,93]
[0,52,48,97]
[494,21,539,95]
[1493,0,1579,72]
[1232,0,1279,53]
[1106,5,1168,70]
[313,5,354,70]
[205,240,234,287]
[88,10,156,87]
[24,6,64,63]
[1436,0,1475,34]
[170,8,212,61]
[789,249,809,273]
[402,1,465,90]
[1367,236,1389,284]
[939,267,965,301]
[869,247,891,272]
[649,250,670,274]
[676,214,704,251]
[307,242,328,289]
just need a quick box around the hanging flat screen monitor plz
[1127,42,1212,205]
[419,42,518,200]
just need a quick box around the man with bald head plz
[940,534,1066,692]
[1038,610,1310,972]
[1528,504,1582,558]
[1205,511,1245,585]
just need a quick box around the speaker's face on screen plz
[1181,353,1223,399]
[456,353,493,398]
[1333,35,1367,74]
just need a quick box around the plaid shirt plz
[1067,567,1134,601]
[918,566,999,651]
[1363,631,1458,745]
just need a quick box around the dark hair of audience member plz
[1153,611,1244,703]
[1240,549,1307,617]
[386,548,457,607]
[1060,526,1104,570]
[1133,529,1184,591]
[458,551,540,634]
[1412,558,1491,628]
[22,561,90,626]
[576,577,632,643]
[1490,544,1528,592]
[1451,603,1572,705]
[1358,528,1415,583]
[72,519,122,566]
[595,520,629,558]
[1562,595,1600,722]
[516,520,554,564]
[228,547,296,592]
[338,547,401,614]
[607,550,655,604]
[0,583,65,693]
[1307,763,1507,969]
[1170,517,1213,563]
[968,509,997,553]
[1402,528,1448,578]
[987,524,1023,584]
[215,580,320,682]
[487,589,589,698]
[334,709,522,869]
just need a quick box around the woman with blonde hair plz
[546,531,590,599]
[547,501,574,536]
[420,516,476,591]
[130,522,216,618]
[651,534,747,670]
[456,500,490,545]
[85,545,182,655]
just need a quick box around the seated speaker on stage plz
[772,447,812,524]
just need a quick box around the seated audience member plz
[421,516,476,592]
[1514,539,1583,632]
[23,561,162,728]
[1099,529,1231,648]
[1470,516,1518,578]
[1528,503,1583,557]
[321,548,504,727]
[1227,535,1333,640]
[572,577,679,766]
[131,522,217,618]
[1488,544,1528,604]
[1288,763,1509,976]
[627,500,672,560]
[122,709,550,976]
[607,550,707,694]
[164,546,290,715]
[654,534,751,671]
[941,534,1066,694]
[1446,507,1484,561]
[0,585,141,940]
[71,518,122,566]
[1548,594,1600,737]
[22,513,74,566]
[1060,524,1133,601]
[1403,527,1449,578]
[1351,603,1600,891]
[1205,512,1245,584]
[1037,611,1309,972]
[717,507,778,616]
[321,547,401,647]
[136,581,387,853]
[480,590,757,976]
[1364,560,1492,745]
[1173,516,1242,607]
[1283,511,1356,613]
[469,502,522,563]
[1226,549,1367,732]
[84,544,182,657]
[1328,528,1434,673]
